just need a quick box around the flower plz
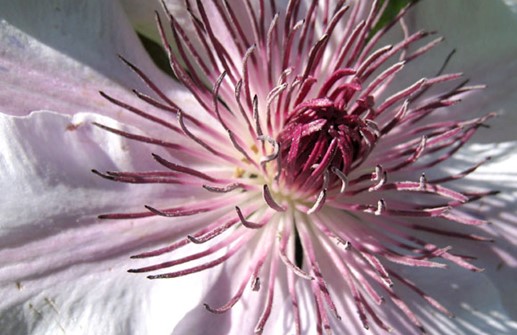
[1,0,517,334]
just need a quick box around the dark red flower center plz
[278,97,375,196]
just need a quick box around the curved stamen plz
[203,183,244,193]
[262,185,285,212]
[331,167,348,193]
[307,169,330,214]
[278,225,314,280]
[235,206,271,229]
[369,165,387,191]
[257,135,280,165]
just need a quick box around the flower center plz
[277,97,375,197]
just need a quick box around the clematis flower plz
[1,0,517,334]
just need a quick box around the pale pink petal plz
[0,111,162,236]
[2,0,516,334]
[0,111,220,334]
[170,257,294,335]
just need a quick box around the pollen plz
[234,167,245,178]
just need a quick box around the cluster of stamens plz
[92,0,495,333]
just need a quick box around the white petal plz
[459,142,517,320]
[404,0,517,143]
[400,265,517,335]
[0,0,163,88]
[171,232,294,335]
[167,216,299,335]
[404,0,517,76]
[0,111,157,235]
[0,0,194,117]
[404,141,517,331]
[502,0,517,14]
[0,111,221,334]
[0,226,221,335]
[119,0,163,40]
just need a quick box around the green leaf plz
[373,0,419,33]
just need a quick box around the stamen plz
[92,122,183,150]
[419,173,427,190]
[266,14,280,86]
[117,54,176,108]
[278,225,313,280]
[186,217,241,244]
[234,79,255,135]
[405,36,445,62]
[373,199,385,216]
[263,184,286,211]
[147,235,250,279]
[99,91,180,132]
[166,9,213,79]
[376,78,427,117]
[242,45,257,109]
[195,0,239,82]
[301,34,329,79]
[381,99,409,135]
[90,0,498,333]
[430,157,491,183]
[334,20,366,69]
[212,71,232,131]
[222,0,252,51]
[317,68,356,97]
[151,153,216,182]
[177,111,244,167]
[257,135,280,165]
[144,205,212,218]
[297,220,342,326]
[228,130,261,170]
[266,82,288,133]
[253,95,264,137]
[356,44,393,78]
[236,206,271,229]
[204,245,269,313]
[254,253,280,334]
[387,135,427,172]
[92,170,179,185]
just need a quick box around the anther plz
[369,165,387,191]
[365,119,381,137]
[331,167,348,193]
[419,173,427,190]
[368,199,386,216]
[251,277,261,291]
[307,169,330,214]
[203,183,242,193]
